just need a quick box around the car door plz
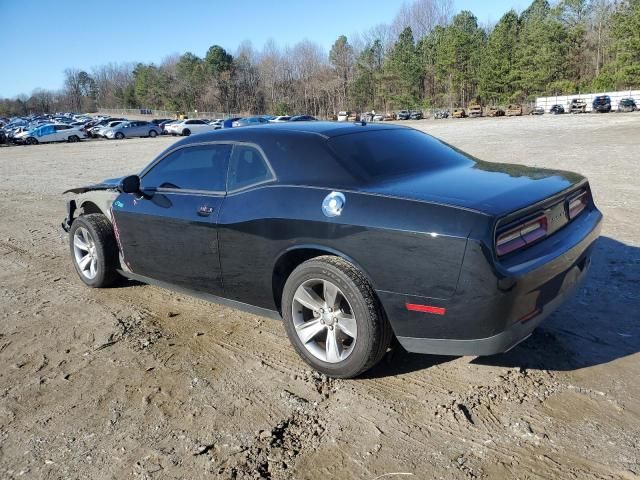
[38,125,56,142]
[135,121,150,137]
[185,120,202,133]
[54,124,71,141]
[125,121,140,137]
[112,143,233,294]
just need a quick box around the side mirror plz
[119,175,141,194]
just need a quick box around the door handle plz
[197,205,214,216]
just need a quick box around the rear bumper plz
[379,207,602,356]
[396,253,590,355]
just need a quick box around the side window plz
[141,144,232,192]
[227,145,274,191]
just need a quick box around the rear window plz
[328,129,472,183]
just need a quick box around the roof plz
[185,121,405,144]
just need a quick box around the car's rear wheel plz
[68,135,80,143]
[149,130,157,137]
[25,137,38,145]
[182,128,191,136]
[69,214,119,288]
[115,132,124,140]
[282,256,392,378]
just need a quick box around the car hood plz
[361,161,584,217]
[63,176,125,194]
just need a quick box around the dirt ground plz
[0,114,639,480]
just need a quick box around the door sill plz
[117,270,282,320]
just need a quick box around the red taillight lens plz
[496,215,548,256]
[568,191,588,219]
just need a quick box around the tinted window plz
[227,145,273,191]
[328,129,473,183]
[186,120,204,125]
[142,144,232,192]
[55,125,70,130]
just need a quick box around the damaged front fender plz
[62,178,123,231]
[62,176,125,194]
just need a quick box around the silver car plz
[104,121,161,140]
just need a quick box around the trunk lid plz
[361,162,585,217]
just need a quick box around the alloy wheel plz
[73,227,98,280]
[292,278,357,363]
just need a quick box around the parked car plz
[159,119,179,134]
[592,95,611,113]
[434,109,450,119]
[89,119,126,138]
[550,104,565,114]
[396,110,411,120]
[409,110,423,120]
[62,122,602,378]
[15,124,87,145]
[452,108,466,118]
[568,99,587,114]
[383,112,396,121]
[289,115,317,122]
[232,116,271,128]
[468,105,483,118]
[530,106,545,115]
[95,120,126,138]
[337,111,350,122]
[104,121,161,140]
[617,98,637,112]
[487,107,505,117]
[372,113,384,121]
[506,104,523,116]
[271,116,291,123]
[165,119,217,136]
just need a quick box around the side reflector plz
[406,303,446,315]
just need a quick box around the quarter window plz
[141,144,232,192]
[227,145,274,191]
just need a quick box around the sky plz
[0,0,528,98]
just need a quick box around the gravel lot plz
[0,114,639,479]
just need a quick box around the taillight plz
[568,191,588,219]
[496,214,548,256]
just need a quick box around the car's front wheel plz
[182,128,191,136]
[68,135,80,143]
[115,132,124,140]
[25,137,38,145]
[69,214,120,288]
[282,256,392,378]
[149,130,158,137]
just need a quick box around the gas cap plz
[322,191,346,217]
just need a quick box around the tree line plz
[1,0,639,118]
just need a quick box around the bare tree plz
[391,0,453,39]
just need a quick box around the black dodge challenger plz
[63,122,602,378]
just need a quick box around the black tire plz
[69,214,120,288]
[149,130,158,138]
[115,132,124,140]
[68,135,80,143]
[26,137,38,145]
[281,255,393,378]
[182,128,191,136]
